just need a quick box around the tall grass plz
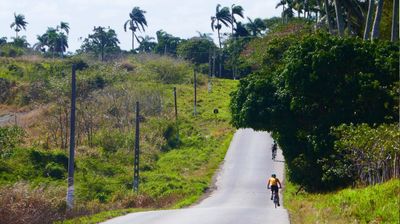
[284,178,400,223]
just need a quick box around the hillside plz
[0,55,237,223]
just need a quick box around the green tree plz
[371,0,384,40]
[211,4,232,48]
[136,35,156,53]
[124,7,147,51]
[80,26,120,61]
[0,37,7,45]
[231,33,399,191]
[177,37,216,64]
[10,13,28,38]
[246,17,267,36]
[154,30,182,56]
[230,4,244,37]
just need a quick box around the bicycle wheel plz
[273,193,279,208]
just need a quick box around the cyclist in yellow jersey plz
[267,174,282,206]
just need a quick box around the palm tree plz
[363,0,374,40]
[392,0,399,41]
[246,17,267,36]
[58,21,70,35]
[234,22,250,37]
[57,22,70,56]
[124,7,147,51]
[333,0,345,37]
[230,4,244,38]
[323,0,334,34]
[211,4,232,48]
[371,0,384,40]
[276,0,287,23]
[10,13,28,38]
[136,35,156,53]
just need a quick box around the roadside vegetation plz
[284,178,400,223]
[0,1,399,223]
[0,54,236,223]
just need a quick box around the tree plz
[211,4,232,48]
[58,21,70,35]
[371,0,384,40]
[154,30,182,56]
[80,26,120,61]
[136,35,156,53]
[177,37,216,64]
[124,7,147,51]
[246,17,267,36]
[10,13,28,38]
[230,4,244,37]
[231,33,398,191]
[363,0,375,40]
[334,0,345,37]
[392,0,399,41]
[34,27,68,57]
[0,37,7,45]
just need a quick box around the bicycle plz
[272,143,277,160]
[272,190,279,208]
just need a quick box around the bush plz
[93,129,127,153]
[144,57,191,84]
[0,183,65,224]
[0,78,14,103]
[45,162,66,179]
[0,126,26,156]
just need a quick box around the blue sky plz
[0,0,281,52]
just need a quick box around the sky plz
[0,0,281,52]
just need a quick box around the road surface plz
[102,129,290,224]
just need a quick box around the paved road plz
[102,129,290,224]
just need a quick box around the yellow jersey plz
[268,177,280,186]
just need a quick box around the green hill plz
[0,55,237,223]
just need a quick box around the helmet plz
[272,174,276,178]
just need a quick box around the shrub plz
[93,129,127,153]
[0,183,65,224]
[0,126,26,157]
[0,78,14,103]
[144,57,191,84]
[44,162,66,179]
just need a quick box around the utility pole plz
[66,65,76,210]
[133,102,140,192]
[193,69,197,116]
[208,48,212,93]
[173,87,179,141]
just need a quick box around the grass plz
[284,178,400,224]
[0,55,238,223]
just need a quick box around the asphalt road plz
[102,129,290,224]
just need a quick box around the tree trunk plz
[132,30,135,51]
[391,0,399,41]
[324,0,334,34]
[371,0,384,40]
[364,0,375,40]
[334,0,345,37]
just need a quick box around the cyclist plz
[271,141,277,160]
[267,174,282,206]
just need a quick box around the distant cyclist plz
[267,174,282,206]
[271,141,277,160]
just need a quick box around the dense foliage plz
[332,123,399,185]
[231,33,399,191]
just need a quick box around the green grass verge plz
[284,178,400,223]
